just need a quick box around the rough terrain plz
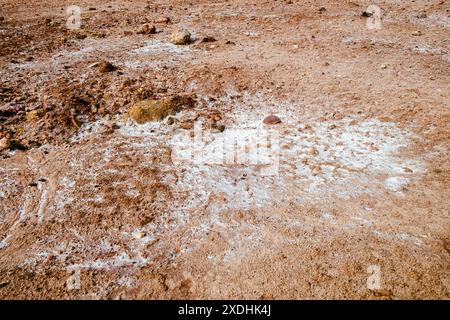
[0,0,449,299]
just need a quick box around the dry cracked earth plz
[0,0,449,299]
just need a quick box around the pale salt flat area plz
[410,12,450,28]
[65,92,424,215]
[133,40,192,55]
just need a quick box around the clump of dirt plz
[128,96,195,124]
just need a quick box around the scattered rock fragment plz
[137,24,156,35]
[319,7,327,14]
[134,231,146,239]
[170,29,191,45]
[263,115,282,125]
[310,147,319,157]
[129,96,194,124]
[0,16,4,22]
[155,17,170,24]
[201,36,216,43]
[362,11,373,17]
[211,123,225,133]
[0,279,10,288]
[416,12,427,19]
[98,60,116,72]
[412,30,422,36]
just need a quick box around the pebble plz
[310,148,319,156]
[137,24,156,35]
[155,17,171,24]
[263,115,282,125]
[412,30,422,36]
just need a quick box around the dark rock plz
[201,36,217,43]
[98,60,116,72]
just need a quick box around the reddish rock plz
[263,115,282,125]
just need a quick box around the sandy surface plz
[0,0,449,299]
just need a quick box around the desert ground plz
[0,0,449,299]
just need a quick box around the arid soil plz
[0,0,449,299]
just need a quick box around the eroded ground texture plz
[0,0,449,299]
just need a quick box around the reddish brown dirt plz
[0,0,449,299]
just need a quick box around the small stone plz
[155,17,170,24]
[170,29,191,45]
[263,115,282,125]
[166,116,176,125]
[211,124,225,133]
[417,12,427,19]
[380,64,387,69]
[134,231,146,239]
[0,17,4,22]
[403,167,413,173]
[201,36,216,43]
[98,60,116,72]
[412,30,422,36]
[310,148,319,156]
[319,7,327,14]
[137,24,156,35]
[107,122,120,130]
[0,137,11,151]
[362,11,373,17]
[0,279,9,288]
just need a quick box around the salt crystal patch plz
[385,176,409,192]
